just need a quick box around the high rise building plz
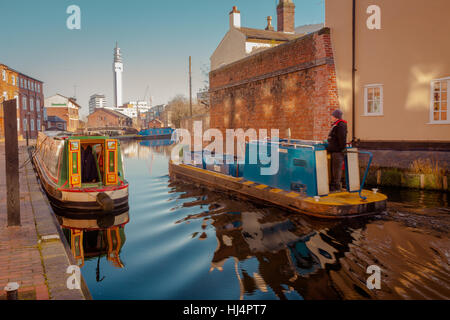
[113,42,123,108]
[89,94,107,114]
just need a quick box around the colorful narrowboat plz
[169,139,388,219]
[32,132,129,217]
[138,127,175,140]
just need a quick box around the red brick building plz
[147,118,164,128]
[44,94,81,132]
[0,64,44,139]
[87,108,132,128]
[209,28,338,141]
[19,73,45,138]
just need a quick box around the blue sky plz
[0,0,324,117]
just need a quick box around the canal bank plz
[0,142,90,300]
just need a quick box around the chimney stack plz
[229,6,241,29]
[265,16,274,31]
[277,0,295,33]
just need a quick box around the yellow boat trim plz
[304,190,388,206]
[255,184,268,189]
[286,192,301,198]
[270,188,283,193]
[242,181,255,185]
[178,163,242,182]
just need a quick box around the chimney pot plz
[229,6,241,29]
[265,16,274,31]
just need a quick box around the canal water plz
[61,139,450,300]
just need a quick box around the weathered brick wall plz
[180,112,210,147]
[209,28,339,141]
[87,109,120,128]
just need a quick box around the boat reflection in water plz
[56,211,129,279]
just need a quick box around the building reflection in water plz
[56,211,130,282]
[170,180,363,300]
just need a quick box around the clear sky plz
[0,0,324,117]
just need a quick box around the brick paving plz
[0,142,88,300]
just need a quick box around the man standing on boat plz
[326,110,348,192]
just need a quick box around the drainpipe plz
[352,0,356,141]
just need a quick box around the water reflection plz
[65,139,449,300]
[56,212,129,280]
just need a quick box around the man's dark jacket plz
[326,120,348,153]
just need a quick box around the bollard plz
[4,282,20,300]
[26,131,29,147]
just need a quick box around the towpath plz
[0,142,89,300]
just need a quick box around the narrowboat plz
[169,139,388,219]
[33,132,129,217]
[138,127,175,140]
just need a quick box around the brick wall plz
[46,107,79,132]
[209,28,339,141]
[87,109,122,128]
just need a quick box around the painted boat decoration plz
[32,131,129,217]
[58,211,129,268]
[169,139,387,219]
[138,127,175,140]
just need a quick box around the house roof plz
[238,27,299,42]
[47,94,82,108]
[295,23,324,35]
[93,108,132,119]
[0,63,44,83]
[47,115,66,123]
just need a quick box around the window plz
[37,119,41,131]
[30,98,34,111]
[3,91,7,100]
[23,118,27,132]
[2,70,5,81]
[12,76,15,86]
[22,96,27,110]
[364,85,383,116]
[30,119,35,131]
[430,78,449,123]
[36,98,40,112]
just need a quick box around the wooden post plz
[189,56,193,117]
[4,99,21,226]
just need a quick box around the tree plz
[166,94,190,128]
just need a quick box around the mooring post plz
[4,282,20,300]
[4,99,21,226]
[26,130,29,147]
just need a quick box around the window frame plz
[429,77,450,124]
[363,84,384,116]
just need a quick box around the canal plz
[59,139,450,300]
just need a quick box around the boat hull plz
[31,147,129,219]
[169,161,387,219]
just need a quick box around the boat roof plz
[42,131,111,140]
